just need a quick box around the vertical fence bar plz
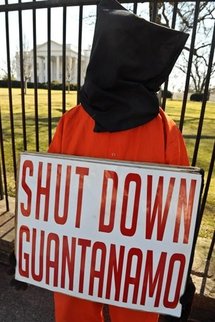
[192,22,215,166]
[179,0,200,132]
[200,231,215,295]
[199,142,215,220]
[133,2,138,14]
[4,0,16,181]
[0,167,3,200]
[197,142,215,292]
[33,0,39,151]
[77,4,83,104]
[18,0,27,151]
[0,168,5,204]
[62,5,67,113]
[47,7,52,144]
[161,1,178,111]
[0,109,9,211]
[150,0,158,22]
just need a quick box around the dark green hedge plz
[161,90,173,99]
[190,92,209,102]
[0,80,78,91]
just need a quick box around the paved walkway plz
[0,262,54,322]
[0,197,15,262]
[0,261,214,322]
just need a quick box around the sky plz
[0,1,214,91]
[0,5,96,64]
[0,2,150,74]
[0,3,144,65]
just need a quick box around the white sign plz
[15,152,202,317]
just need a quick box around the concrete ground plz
[0,262,54,322]
[0,259,214,322]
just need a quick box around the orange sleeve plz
[166,124,189,166]
[159,108,189,166]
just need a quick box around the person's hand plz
[179,276,196,322]
[158,276,196,322]
[7,250,28,291]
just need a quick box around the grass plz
[0,88,214,239]
[0,88,77,194]
[165,100,215,240]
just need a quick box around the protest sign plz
[15,152,202,317]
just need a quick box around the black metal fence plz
[0,0,214,257]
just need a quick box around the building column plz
[56,55,59,81]
[37,57,41,82]
[72,57,78,84]
[44,56,48,82]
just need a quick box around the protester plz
[48,0,191,321]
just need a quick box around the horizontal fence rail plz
[1,0,213,12]
[0,1,214,292]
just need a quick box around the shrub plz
[0,80,21,88]
[161,90,173,99]
[0,80,78,91]
[190,92,209,102]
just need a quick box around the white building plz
[16,40,90,85]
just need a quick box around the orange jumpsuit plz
[48,104,189,322]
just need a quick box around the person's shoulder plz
[59,104,86,124]
[158,107,175,123]
[158,107,179,130]
[62,104,82,119]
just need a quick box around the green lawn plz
[0,88,77,195]
[0,88,214,239]
[165,100,215,240]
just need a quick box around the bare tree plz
[83,2,215,94]
[155,1,215,93]
[66,56,73,93]
[23,51,32,94]
[16,36,32,94]
[178,43,215,93]
[0,59,16,81]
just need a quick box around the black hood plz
[80,0,189,132]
